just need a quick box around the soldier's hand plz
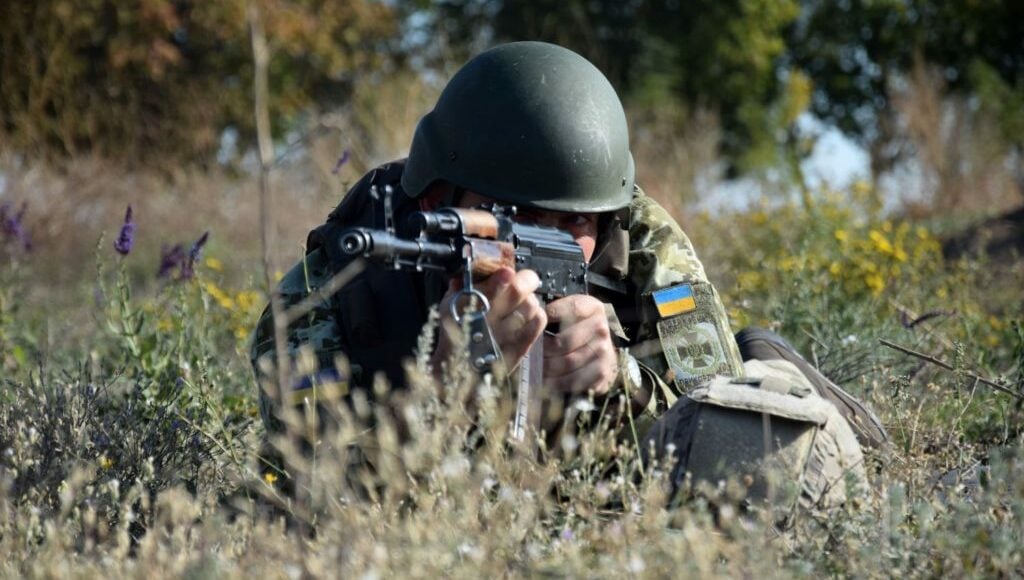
[543,295,617,396]
[433,267,547,369]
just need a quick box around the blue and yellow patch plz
[290,368,348,406]
[652,284,697,318]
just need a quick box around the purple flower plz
[180,231,209,279]
[158,243,186,278]
[0,202,31,251]
[113,205,136,255]
[156,231,209,280]
[332,149,351,175]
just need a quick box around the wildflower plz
[869,230,894,255]
[113,205,136,255]
[834,229,848,243]
[235,290,260,311]
[181,231,209,280]
[0,202,31,250]
[865,272,885,294]
[332,149,351,174]
[158,243,186,278]
[204,280,235,310]
[263,471,278,485]
[204,256,224,272]
[99,455,114,470]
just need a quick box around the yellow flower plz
[99,456,114,470]
[203,281,236,310]
[736,271,763,290]
[263,472,278,485]
[204,257,225,272]
[274,270,284,282]
[828,261,842,277]
[834,229,849,243]
[780,256,802,272]
[869,230,894,255]
[157,317,174,332]
[865,273,885,294]
[235,326,249,341]
[235,290,261,311]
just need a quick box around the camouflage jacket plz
[251,160,744,432]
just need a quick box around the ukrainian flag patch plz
[652,283,697,318]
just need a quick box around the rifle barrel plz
[340,229,457,264]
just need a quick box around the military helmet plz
[402,41,635,213]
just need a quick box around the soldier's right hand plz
[433,267,547,370]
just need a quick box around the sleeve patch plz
[652,283,696,317]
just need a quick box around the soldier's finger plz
[472,266,515,299]
[545,295,604,330]
[545,357,614,396]
[498,293,543,334]
[544,341,599,378]
[499,306,546,365]
[544,313,610,356]
[487,268,541,318]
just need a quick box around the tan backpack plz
[643,359,868,517]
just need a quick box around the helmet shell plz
[402,41,635,212]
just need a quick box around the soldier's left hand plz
[543,295,617,396]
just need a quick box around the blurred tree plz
[787,0,1024,175]
[631,0,801,174]
[0,0,397,165]
[409,0,801,175]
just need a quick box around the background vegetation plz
[1,0,1022,576]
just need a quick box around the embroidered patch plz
[657,319,725,384]
[290,368,348,406]
[652,283,697,317]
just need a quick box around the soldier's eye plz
[565,214,596,228]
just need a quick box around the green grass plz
[1,178,1022,577]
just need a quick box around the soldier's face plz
[457,190,599,262]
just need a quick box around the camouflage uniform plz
[251,161,873,512]
[251,160,744,434]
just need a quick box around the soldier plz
[252,41,886,510]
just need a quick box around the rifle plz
[338,194,588,443]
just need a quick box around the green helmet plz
[402,41,635,213]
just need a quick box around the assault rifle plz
[338,194,588,442]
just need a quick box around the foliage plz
[787,0,1024,171]
[0,172,1022,575]
[0,0,397,164]
[692,180,1023,439]
[406,0,1024,180]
